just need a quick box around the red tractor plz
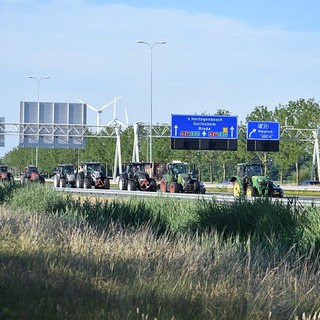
[20,165,45,184]
[0,165,14,183]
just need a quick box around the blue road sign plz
[247,121,280,141]
[171,114,238,139]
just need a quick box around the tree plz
[274,99,320,184]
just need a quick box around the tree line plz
[1,98,320,184]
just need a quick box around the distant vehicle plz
[52,164,76,188]
[221,179,233,185]
[231,163,272,197]
[118,162,157,191]
[159,161,206,194]
[300,180,320,186]
[20,165,45,184]
[75,161,110,189]
[270,181,284,198]
[0,165,14,183]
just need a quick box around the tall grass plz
[0,184,320,319]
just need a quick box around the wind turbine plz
[76,96,121,132]
[106,97,128,128]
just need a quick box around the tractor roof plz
[125,161,146,165]
[82,161,100,165]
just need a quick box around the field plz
[0,183,320,320]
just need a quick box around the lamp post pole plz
[27,76,50,167]
[137,40,166,163]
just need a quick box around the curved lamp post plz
[137,40,166,163]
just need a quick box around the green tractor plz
[230,163,272,197]
[160,161,206,194]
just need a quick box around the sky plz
[1,0,320,157]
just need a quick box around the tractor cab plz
[237,163,264,179]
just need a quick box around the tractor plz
[20,165,45,184]
[160,161,206,194]
[118,162,157,191]
[230,163,273,197]
[52,164,76,188]
[75,162,110,189]
[0,165,14,183]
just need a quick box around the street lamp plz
[137,40,166,163]
[27,76,50,103]
[27,76,50,167]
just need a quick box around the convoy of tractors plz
[0,160,284,197]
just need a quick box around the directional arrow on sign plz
[249,128,257,138]
[174,125,178,136]
[202,131,207,136]
[230,126,234,138]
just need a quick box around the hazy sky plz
[1,0,320,156]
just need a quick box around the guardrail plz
[57,187,320,206]
[203,183,320,192]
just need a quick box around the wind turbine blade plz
[99,96,121,111]
[124,106,129,125]
[76,98,86,104]
[113,97,117,120]
[115,119,127,128]
[106,119,114,126]
[87,104,98,112]
[76,98,97,111]
[99,100,114,111]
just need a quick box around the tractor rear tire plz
[170,181,179,193]
[149,179,157,192]
[53,176,59,188]
[83,178,91,189]
[60,178,66,188]
[103,178,110,189]
[127,180,136,191]
[118,177,127,190]
[233,181,241,197]
[160,180,167,193]
[193,181,200,193]
[76,177,83,188]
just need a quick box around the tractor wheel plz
[149,179,157,192]
[103,178,110,189]
[76,177,83,188]
[60,178,66,188]
[170,181,179,193]
[83,178,91,189]
[193,181,200,193]
[118,177,127,190]
[246,185,255,198]
[233,181,241,197]
[53,176,59,188]
[160,180,167,193]
[127,180,136,191]
[118,177,124,190]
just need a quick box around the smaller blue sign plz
[247,121,280,141]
